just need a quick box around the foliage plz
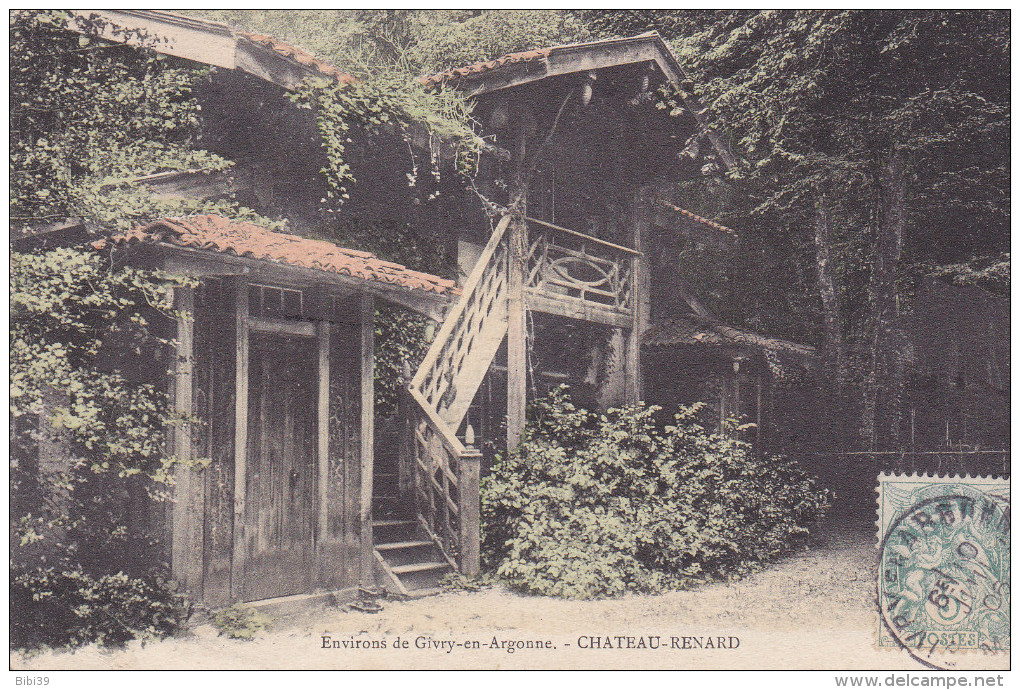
[211,605,273,641]
[438,572,488,593]
[406,10,589,75]
[374,307,432,416]
[291,74,483,204]
[10,10,273,231]
[192,10,588,78]
[10,249,186,480]
[9,10,255,648]
[482,387,831,599]
[10,567,189,651]
[10,245,196,583]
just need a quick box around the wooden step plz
[372,519,420,546]
[390,561,450,575]
[376,540,434,551]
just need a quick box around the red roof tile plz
[239,31,356,85]
[101,215,456,295]
[421,48,551,86]
[658,201,737,237]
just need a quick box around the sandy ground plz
[10,516,1009,671]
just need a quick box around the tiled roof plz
[101,215,456,295]
[643,315,816,380]
[422,48,552,86]
[658,201,737,237]
[239,31,356,84]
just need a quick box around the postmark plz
[876,473,1010,669]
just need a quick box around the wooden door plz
[243,332,317,601]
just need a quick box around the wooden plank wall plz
[172,278,368,605]
[170,286,204,597]
[193,279,237,607]
[327,295,365,591]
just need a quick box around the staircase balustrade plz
[398,213,639,578]
[403,214,510,576]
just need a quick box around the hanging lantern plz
[580,70,597,107]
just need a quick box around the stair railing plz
[411,214,511,422]
[404,213,511,576]
[403,386,481,575]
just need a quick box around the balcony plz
[523,217,639,328]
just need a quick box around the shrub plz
[481,387,831,598]
[211,605,272,641]
[10,567,189,651]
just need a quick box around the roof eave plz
[68,10,329,90]
[431,32,737,171]
[124,241,454,322]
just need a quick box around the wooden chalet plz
[642,313,817,449]
[55,11,742,605]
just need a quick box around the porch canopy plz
[99,214,457,320]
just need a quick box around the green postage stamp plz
[876,473,1010,668]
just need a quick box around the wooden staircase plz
[372,517,455,597]
[412,214,511,428]
[371,213,640,596]
[373,215,511,595]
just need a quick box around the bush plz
[211,605,272,641]
[481,387,831,599]
[10,567,189,651]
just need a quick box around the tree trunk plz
[861,148,907,451]
[813,192,847,383]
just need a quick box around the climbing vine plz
[291,74,484,203]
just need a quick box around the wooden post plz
[316,320,330,552]
[170,286,203,598]
[733,358,742,438]
[458,427,482,577]
[229,278,249,602]
[506,125,529,451]
[598,327,626,409]
[358,294,375,584]
[625,188,652,404]
[397,361,414,501]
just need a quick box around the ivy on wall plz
[291,74,484,204]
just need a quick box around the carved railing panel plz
[524,217,638,315]
[405,386,481,574]
[412,215,510,424]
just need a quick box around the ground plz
[8,516,1008,670]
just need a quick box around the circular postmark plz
[879,492,1010,669]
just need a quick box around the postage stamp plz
[876,473,1010,668]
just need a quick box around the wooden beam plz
[316,320,330,552]
[229,278,249,602]
[170,286,203,598]
[625,189,653,404]
[458,447,482,577]
[506,125,529,452]
[524,292,632,328]
[598,327,627,409]
[358,294,375,585]
[248,316,316,338]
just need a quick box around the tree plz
[586,10,1009,449]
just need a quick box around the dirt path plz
[8,517,1006,670]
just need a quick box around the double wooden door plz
[242,332,318,601]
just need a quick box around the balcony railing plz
[524,217,639,326]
